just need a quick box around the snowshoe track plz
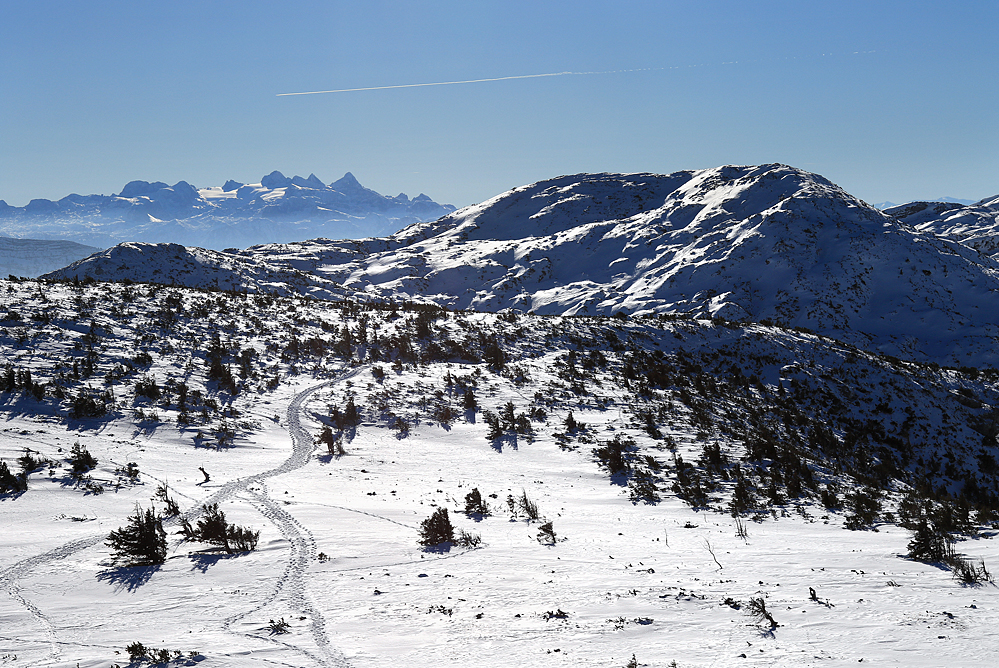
[0,375,355,667]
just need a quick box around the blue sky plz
[1,1,996,208]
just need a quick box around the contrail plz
[277,52,877,97]
[277,68,653,96]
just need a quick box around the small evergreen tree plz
[418,507,454,546]
[69,442,97,476]
[464,487,489,516]
[907,516,954,564]
[0,460,27,493]
[462,388,477,410]
[343,396,360,427]
[106,505,167,566]
[180,503,259,554]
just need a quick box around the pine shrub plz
[464,487,489,516]
[69,442,97,477]
[180,503,259,554]
[106,505,167,566]
[0,460,27,493]
[418,507,454,546]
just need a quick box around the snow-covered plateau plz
[3,164,999,667]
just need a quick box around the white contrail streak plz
[276,52,877,97]
[275,68,671,96]
[277,71,577,96]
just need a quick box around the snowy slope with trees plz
[6,164,999,667]
[1,279,998,667]
[885,197,999,258]
[0,172,454,250]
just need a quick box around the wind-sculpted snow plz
[49,241,360,300]
[0,171,455,250]
[47,164,999,366]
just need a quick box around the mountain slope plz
[0,171,455,250]
[47,164,999,366]
[2,278,999,666]
[886,198,999,258]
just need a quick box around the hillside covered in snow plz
[48,164,999,367]
[886,196,999,258]
[0,172,455,250]
[1,278,998,667]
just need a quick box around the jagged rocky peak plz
[260,170,292,189]
[330,171,363,192]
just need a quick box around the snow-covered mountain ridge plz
[49,164,999,367]
[886,197,999,258]
[0,171,455,250]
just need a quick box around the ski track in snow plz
[0,374,358,667]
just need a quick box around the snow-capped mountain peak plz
[0,171,456,251]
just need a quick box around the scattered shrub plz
[907,517,954,563]
[0,460,27,493]
[418,507,454,546]
[134,375,161,400]
[69,442,97,477]
[464,487,489,516]
[180,503,259,554]
[952,557,993,585]
[455,529,482,547]
[537,521,557,545]
[268,618,291,634]
[155,484,180,516]
[106,505,167,566]
[514,490,541,521]
[746,596,777,630]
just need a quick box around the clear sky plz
[1,1,996,208]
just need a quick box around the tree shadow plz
[464,409,476,425]
[489,434,518,453]
[607,470,630,487]
[420,542,453,554]
[187,552,237,573]
[96,564,160,593]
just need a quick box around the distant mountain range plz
[873,196,978,209]
[47,164,999,367]
[0,171,455,251]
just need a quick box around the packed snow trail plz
[0,375,355,667]
[214,377,352,668]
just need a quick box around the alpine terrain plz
[2,164,998,667]
[0,171,455,251]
